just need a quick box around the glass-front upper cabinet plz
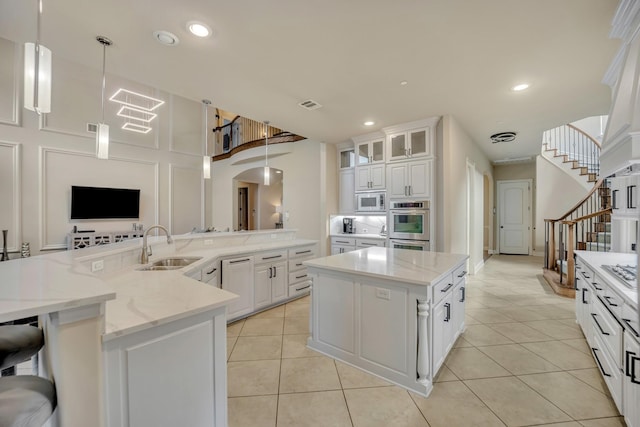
[356,139,384,165]
[340,148,355,169]
[387,128,431,161]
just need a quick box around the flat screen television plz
[70,186,140,219]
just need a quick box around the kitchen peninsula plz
[0,229,315,427]
[305,247,468,397]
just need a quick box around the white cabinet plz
[387,127,432,161]
[221,256,254,320]
[432,291,453,374]
[611,175,639,218]
[339,169,355,213]
[624,330,640,427]
[387,159,432,199]
[339,147,355,169]
[254,250,288,310]
[331,236,356,255]
[355,163,385,191]
[355,138,384,166]
[288,245,316,298]
[202,260,219,287]
[575,261,594,340]
[356,238,385,249]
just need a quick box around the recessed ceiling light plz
[153,30,179,46]
[187,21,211,38]
[512,83,530,91]
[364,121,375,126]
[400,81,408,86]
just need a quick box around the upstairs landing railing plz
[542,124,601,178]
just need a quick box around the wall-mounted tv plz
[70,186,140,220]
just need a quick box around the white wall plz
[0,38,206,255]
[535,155,589,253]
[438,115,493,260]
[210,139,332,255]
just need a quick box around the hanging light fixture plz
[24,0,52,114]
[263,120,270,186]
[202,99,212,179]
[96,36,112,159]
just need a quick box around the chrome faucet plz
[140,225,173,264]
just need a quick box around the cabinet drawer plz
[356,238,385,248]
[575,259,594,281]
[289,280,312,298]
[591,297,623,367]
[290,270,310,285]
[591,332,623,410]
[289,246,316,258]
[330,237,356,246]
[432,275,454,305]
[289,258,307,272]
[602,288,624,319]
[255,250,287,265]
[453,264,467,285]
[622,303,640,339]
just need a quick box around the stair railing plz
[544,178,611,285]
[543,124,601,177]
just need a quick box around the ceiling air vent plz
[490,131,517,143]
[298,99,322,110]
[87,123,98,133]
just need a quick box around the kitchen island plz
[305,247,468,397]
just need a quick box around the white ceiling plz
[0,0,621,160]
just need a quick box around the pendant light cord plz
[33,0,42,108]
[264,121,269,166]
[100,42,106,123]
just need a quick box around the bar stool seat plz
[0,375,57,427]
[0,325,44,371]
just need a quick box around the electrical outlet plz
[375,288,391,300]
[363,228,368,233]
[204,239,213,246]
[632,243,636,251]
[91,260,104,272]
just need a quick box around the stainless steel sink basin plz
[151,257,202,267]
[137,256,202,271]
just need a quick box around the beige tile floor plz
[226,255,627,427]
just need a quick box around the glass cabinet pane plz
[372,140,384,162]
[391,134,406,158]
[340,149,355,168]
[409,130,427,155]
[358,143,370,164]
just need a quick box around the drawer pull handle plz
[457,270,467,278]
[444,303,451,322]
[591,347,611,377]
[460,286,466,303]
[603,296,618,307]
[622,318,640,338]
[295,284,311,292]
[592,282,602,291]
[295,263,303,267]
[582,272,591,279]
[581,287,588,304]
[206,267,217,275]
[440,283,453,293]
[296,250,312,255]
[335,240,350,244]
[591,313,609,336]
[361,242,377,246]
[625,350,640,384]
[295,274,307,279]
[262,255,282,260]
[230,258,251,264]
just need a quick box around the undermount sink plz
[137,256,202,271]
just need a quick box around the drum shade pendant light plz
[202,99,212,179]
[24,0,52,114]
[263,121,270,186]
[96,36,112,159]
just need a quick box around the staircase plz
[541,123,611,297]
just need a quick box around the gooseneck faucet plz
[140,225,173,264]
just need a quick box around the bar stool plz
[0,324,57,427]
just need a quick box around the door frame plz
[496,179,532,255]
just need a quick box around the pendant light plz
[202,99,212,179]
[263,120,270,186]
[24,0,52,114]
[96,36,112,159]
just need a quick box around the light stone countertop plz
[574,250,638,306]
[305,247,468,286]
[0,230,317,340]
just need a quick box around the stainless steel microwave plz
[356,192,385,212]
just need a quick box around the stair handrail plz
[566,123,601,148]
[543,124,601,178]
[546,178,605,222]
[559,207,613,287]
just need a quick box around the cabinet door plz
[626,176,638,212]
[408,128,430,158]
[370,164,386,189]
[387,163,408,198]
[222,257,254,319]
[611,177,626,215]
[271,262,288,303]
[432,293,453,374]
[451,281,465,338]
[357,142,370,165]
[407,160,430,198]
[355,167,371,191]
[389,133,407,160]
[254,264,272,309]
[340,148,355,169]
[624,331,640,427]
[339,169,355,213]
[371,139,385,163]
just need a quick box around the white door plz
[498,180,531,254]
